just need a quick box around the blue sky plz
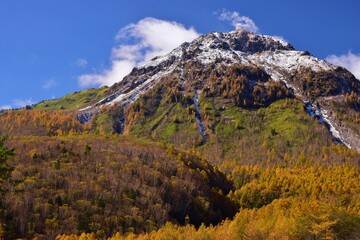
[1,0,360,109]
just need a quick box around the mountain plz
[1,30,360,239]
[75,29,360,152]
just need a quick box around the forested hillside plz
[1,94,359,239]
[59,165,360,239]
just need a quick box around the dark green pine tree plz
[0,133,14,239]
[0,134,14,194]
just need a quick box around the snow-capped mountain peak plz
[78,29,360,152]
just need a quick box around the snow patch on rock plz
[304,102,351,148]
[193,90,207,144]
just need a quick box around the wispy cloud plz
[326,51,360,79]
[273,35,287,42]
[0,105,12,110]
[78,17,200,87]
[13,98,35,108]
[0,98,36,110]
[73,58,88,68]
[217,9,259,33]
[42,79,57,89]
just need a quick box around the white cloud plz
[0,105,12,110]
[273,35,286,42]
[12,98,35,108]
[326,51,360,79]
[78,17,200,88]
[218,9,259,33]
[79,60,135,87]
[111,44,142,62]
[42,79,57,89]
[73,58,88,67]
[0,98,36,110]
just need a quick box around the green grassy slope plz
[33,87,109,110]
[124,90,358,167]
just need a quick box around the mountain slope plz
[33,87,109,110]
[76,29,360,152]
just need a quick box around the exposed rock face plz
[224,31,294,53]
[77,29,360,152]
